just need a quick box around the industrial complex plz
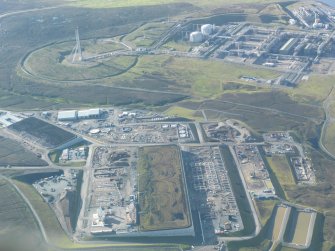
[0,103,318,249]
[34,1,334,89]
[0,1,332,250]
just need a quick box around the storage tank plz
[201,24,214,36]
[190,31,203,43]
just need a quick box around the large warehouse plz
[78,109,101,119]
[58,110,77,121]
[58,108,101,121]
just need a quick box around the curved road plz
[0,175,49,243]
[319,86,335,159]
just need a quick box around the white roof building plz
[57,110,77,121]
[78,108,101,119]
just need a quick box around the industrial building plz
[58,110,77,121]
[78,108,101,119]
[58,108,101,121]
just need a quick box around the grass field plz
[163,41,192,52]
[266,156,296,188]
[124,22,173,48]
[0,177,47,251]
[138,145,191,231]
[122,55,281,98]
[165,106,203,121]
[0,136,47,166]
[13,179,73,247]
[255,200,278,226]
[323,122,335,156]
[288,74,335,104]
[322,93,335,157]
[24,41,137,81]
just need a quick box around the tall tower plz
[71,27,82,63]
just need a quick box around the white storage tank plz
[190,31,203,43]
[201,24,214,36]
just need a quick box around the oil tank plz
[190,31,203,43]
[201,24,214,36]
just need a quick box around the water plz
[319,0,335,8]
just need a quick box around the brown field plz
[291,212,312,246]
[138,145,191,231]
[268,206,287,241]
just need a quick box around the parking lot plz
[33,170,79,203]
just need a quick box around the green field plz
[0,136,47,166]
[121,55,281,98]
[266,156,296,188]
[322,90,335,157]
[138,145,191,231]
[289,74,335,104]
[255,200,278,226]
[0,177,47,251]
[124,22,173,48]
[24,41,137,81]
[13,179,73,247]
[165,106,203,121]
[323,122,335,156]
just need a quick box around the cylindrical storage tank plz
[190,31,203,43]
[201,24,213,36]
